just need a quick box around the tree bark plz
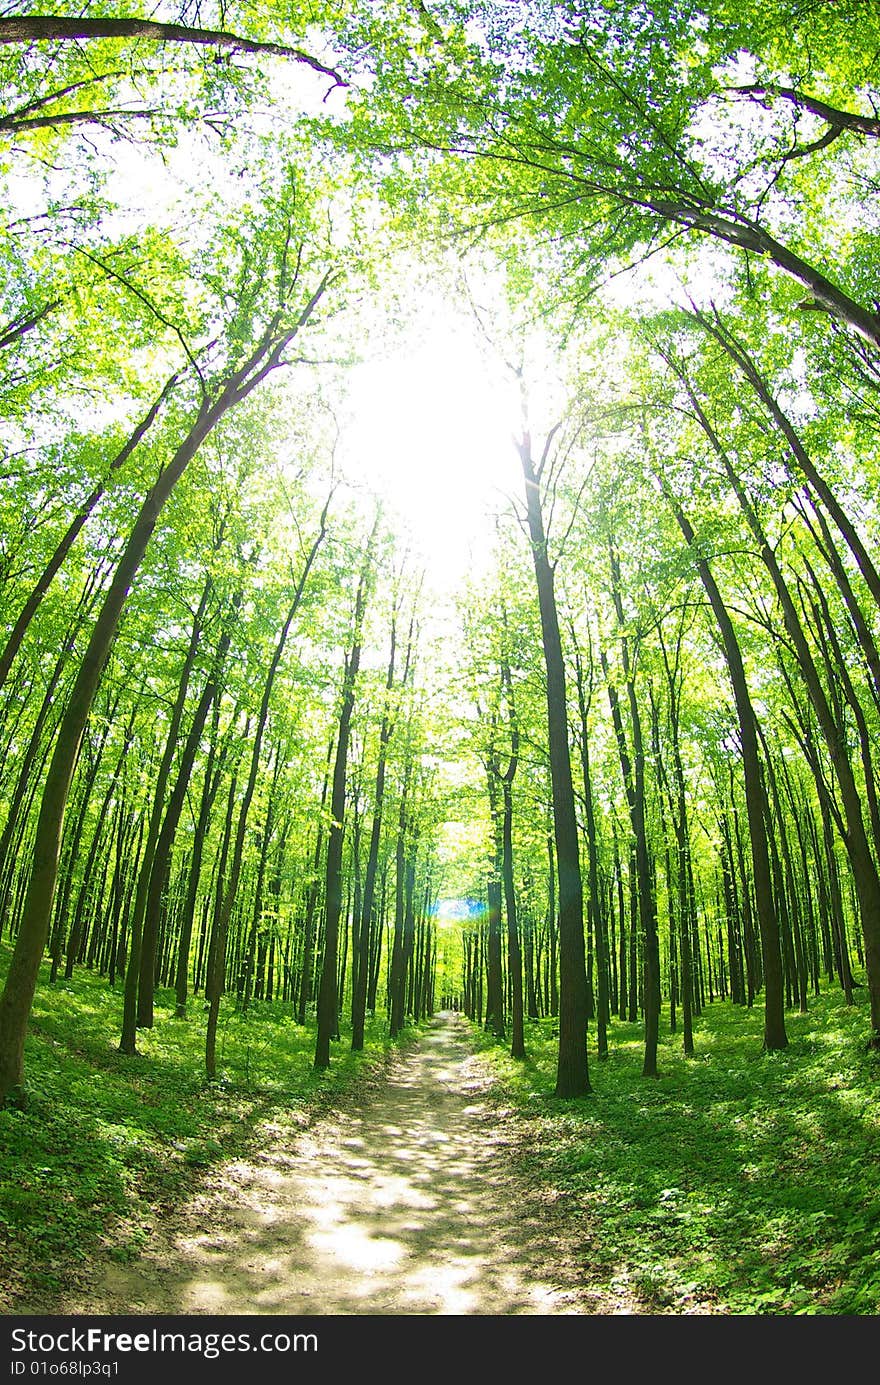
[517,430,590,1097]
[314,526,375,1069]
[0,17,345,84]
[662,486,787,1051]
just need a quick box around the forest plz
[1,0,880,1319]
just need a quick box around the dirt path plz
[53,1013,630,1316]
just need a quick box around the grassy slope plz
[0,947,406,1312]
[472,986,880,1314]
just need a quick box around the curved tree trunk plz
[0,376,177,695]
[0,289,328,1105]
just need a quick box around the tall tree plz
[0,203,339,1105]
[314,517,377,1069]
[206,490,331,1078]
[517,416,590,1097]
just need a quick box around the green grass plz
[471,987,880,1314]
[3,947,878,1317]
[0,946,411,1311]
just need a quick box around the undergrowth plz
[3,942,878,1317]
[0,945,409,1311]
[472,986,880,1315]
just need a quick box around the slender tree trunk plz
[483,769,506,1040]
[572,632,609,1058]
[0,643,74,927]
[654,641,696,1056]
[204,763,240,1078]
[389,774,410,1039]
[662,486,787,1050]
[314,526,374,1069]
[207,499,329,1080]
[692,310,880,616]
[719,445,880,1045]
[606,541,660,1076]
[123,576,211,1043]
[297,738,333,1025]
[501,774,525,1058]
[0,376,177,695]
[56,729,123,982]
[517,430,590,1097]
[240,752,281,1014]
[367,866,387,1014]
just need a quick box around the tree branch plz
[728,83,880,138]
[0,17,348,88]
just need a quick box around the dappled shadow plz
[504,1010,880,1313]
[77,1015,599,1315]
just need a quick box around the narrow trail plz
[53,1013,632,1315]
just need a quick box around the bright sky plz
[86,115,531,601]
[340,312,524,597]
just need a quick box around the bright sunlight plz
[341,306,523,594]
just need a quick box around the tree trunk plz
[174,698,225,1017]
[351,613,404,1050]
[389,774,410,1039]
[0,286,334,1104]
[662,486,787,1051]
[0,376,177,694]
[606,540,660,1076]
[297,738,333,1025]
[572,632,609,1058]
[314,525,375,1069]
[122,576,212,1045]
[517,431,590,1097]
[207,501,329,1080]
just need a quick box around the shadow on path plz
[61,1014,607,1315]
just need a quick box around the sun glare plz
[342,313,522,595]
[433,899,485,929]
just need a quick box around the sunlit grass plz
[472,987,880,1314]
[0,943,409,1310]
[3,938,878,1315]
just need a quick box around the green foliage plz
[3,0,880,1318]
[472,984,880,1314]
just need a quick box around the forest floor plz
[37,1012,637,1315]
